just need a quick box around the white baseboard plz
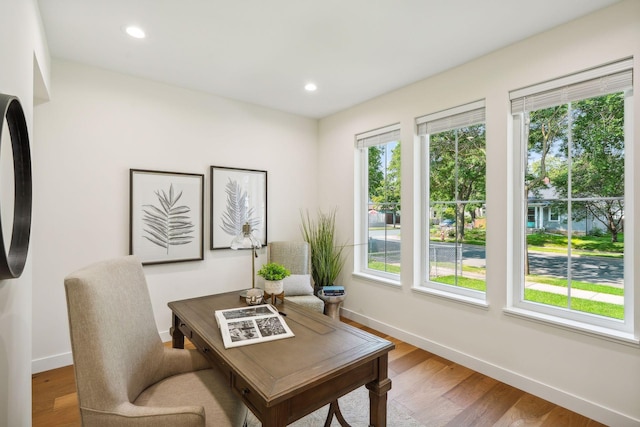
[32,352,73,374]
[341,308,639,427]
[159,330,171,343]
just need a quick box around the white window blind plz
[416,100,485,135]
[355,124,400,149]
[510,58,633,113]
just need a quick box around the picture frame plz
[130,169,204,265]
[210,166,267,250]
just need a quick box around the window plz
[355,125,401,282]
[510,59,633,335]
[527,207,536,227]
[417,100,486,300]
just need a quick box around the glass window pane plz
[428,123,486,293]
[523,92,625,320]
[366,141,401,275]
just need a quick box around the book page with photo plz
[215,305,294,348]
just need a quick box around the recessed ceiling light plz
[125,25,146,39]
[304,83,317,92]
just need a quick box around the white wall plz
[0,0,49,426]
[319,1,639,425]
[31,60,318,371]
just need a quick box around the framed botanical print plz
[130,169,204,264]
[210,166,267,249]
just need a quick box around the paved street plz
[368,233,624,288]
[428,243,623,287]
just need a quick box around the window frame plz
[416,100,487,303]
[507,59,635,339]
[354,124,402,285]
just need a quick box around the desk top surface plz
[169,291,394,403]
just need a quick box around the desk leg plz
[365,354,392,427]
[171,313,185,349]
[261,401,289,427]
[324,400,350,427]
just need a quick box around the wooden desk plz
[169,292,394,427]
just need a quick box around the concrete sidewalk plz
[525,281,623,305]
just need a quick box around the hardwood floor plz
[32,319,606,426]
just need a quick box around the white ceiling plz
[38,0,621,119]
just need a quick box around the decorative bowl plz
[245,288,264,305]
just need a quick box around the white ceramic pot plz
[264,279,284,294]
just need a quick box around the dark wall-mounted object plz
[0,94,33,279]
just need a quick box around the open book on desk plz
[214,304,295,349]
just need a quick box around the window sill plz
[504,307,639,347]
[412,286,489,310]
[352,271,401,288]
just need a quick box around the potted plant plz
[257,262,290,295]
[300,208,346,293]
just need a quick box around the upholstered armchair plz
[266,241,324,313]
[64,256,247,426]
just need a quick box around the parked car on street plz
[440,219,454,227]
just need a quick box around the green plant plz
[301,208,346,289]
[257,262,290,281]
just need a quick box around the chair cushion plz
[283,274,313,296]
[134,369,246,427]
[284,295,324,313]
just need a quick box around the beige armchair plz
[267,241,324,313]
[64,256,247,426]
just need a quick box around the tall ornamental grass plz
[301,209,346,289]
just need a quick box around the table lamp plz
[230,222,261,297]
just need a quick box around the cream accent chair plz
[267,241,324,313]
[64,256,247,427]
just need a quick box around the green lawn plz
[526,275,623,296]
[368,261,401,274]
[431,275,623,319]
[526,233,623,257]
[524,289,624,319]
[432,275,485,292]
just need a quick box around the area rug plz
[246,386,424,426]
